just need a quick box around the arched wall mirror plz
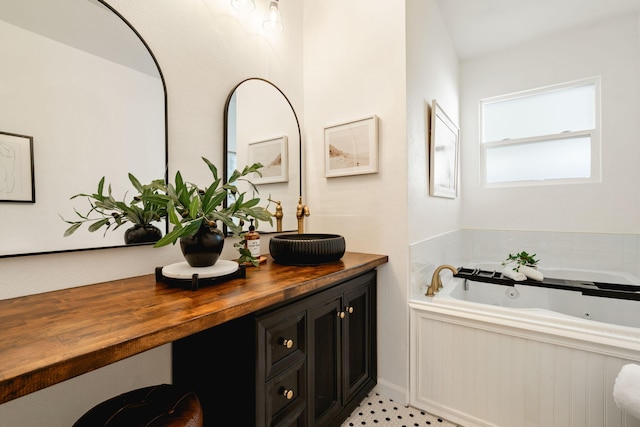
[0,0,167,257]
[224,78,301,234]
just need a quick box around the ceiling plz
[436,0,640,60]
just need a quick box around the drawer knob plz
[346,306,354,314]
[337,311,345,319]
[282,388,294,400]
[279,338,294,348]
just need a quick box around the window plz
[480,77,600,187]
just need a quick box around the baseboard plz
[372,378,407,405]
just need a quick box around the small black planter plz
[124,224,163,244]
[180,222,225,267]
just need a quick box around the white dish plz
[162,260,239,279]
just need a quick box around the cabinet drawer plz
[259,306,306,379]
[264,360,306,427]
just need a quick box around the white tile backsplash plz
[410,229,640,299]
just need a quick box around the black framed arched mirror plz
[0,0,167,257]
[224,78,301,234]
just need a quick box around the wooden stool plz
[73,384,203,427]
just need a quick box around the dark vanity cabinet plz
[173,270,377,427]
[308,272,376,426]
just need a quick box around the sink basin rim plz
[269,233,346,266]
[272,233,343,241]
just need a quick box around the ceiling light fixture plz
[263,0,283,32]
[231,0,256,13]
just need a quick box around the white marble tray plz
[162,260,239,279]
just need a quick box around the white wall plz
[461,13,640,234]
[0,0,303,425]
[302,0,407,401]
[406,0,461,244]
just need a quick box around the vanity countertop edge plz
[0,251,388,404]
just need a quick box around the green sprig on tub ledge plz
[501,251,540,270]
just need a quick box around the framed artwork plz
[248,136,288,184]
[324,115,378,178]
[0,131,35,203]
[429,100,459,198]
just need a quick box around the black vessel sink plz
[269,233,346,266]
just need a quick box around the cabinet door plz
[307,293,343,426]
[343,275,375,402]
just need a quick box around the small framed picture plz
[248,136,288,184]
[429,100,459,198]
[0,131,35,203]
[324,115,378,178]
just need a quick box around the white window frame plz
[480,77,601,188]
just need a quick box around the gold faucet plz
[268,198,283,232]
[296,196,310,233]
[426,264,458,297]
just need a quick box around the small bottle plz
[245,220,261,259]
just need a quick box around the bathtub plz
[409,264,640,427]
[442,264,640,329]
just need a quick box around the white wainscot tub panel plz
[409,301,640,427]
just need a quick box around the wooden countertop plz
[0,252,387,404]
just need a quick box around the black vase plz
[179,222,225,267]
[124,224,162,244]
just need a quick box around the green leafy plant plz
[62,158,272,265]
[145,158,272,259]
[62,174,166,237]
[502,251,540,270]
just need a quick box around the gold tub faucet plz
[426,264,458,297]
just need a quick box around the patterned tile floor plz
[341,391,461,427]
